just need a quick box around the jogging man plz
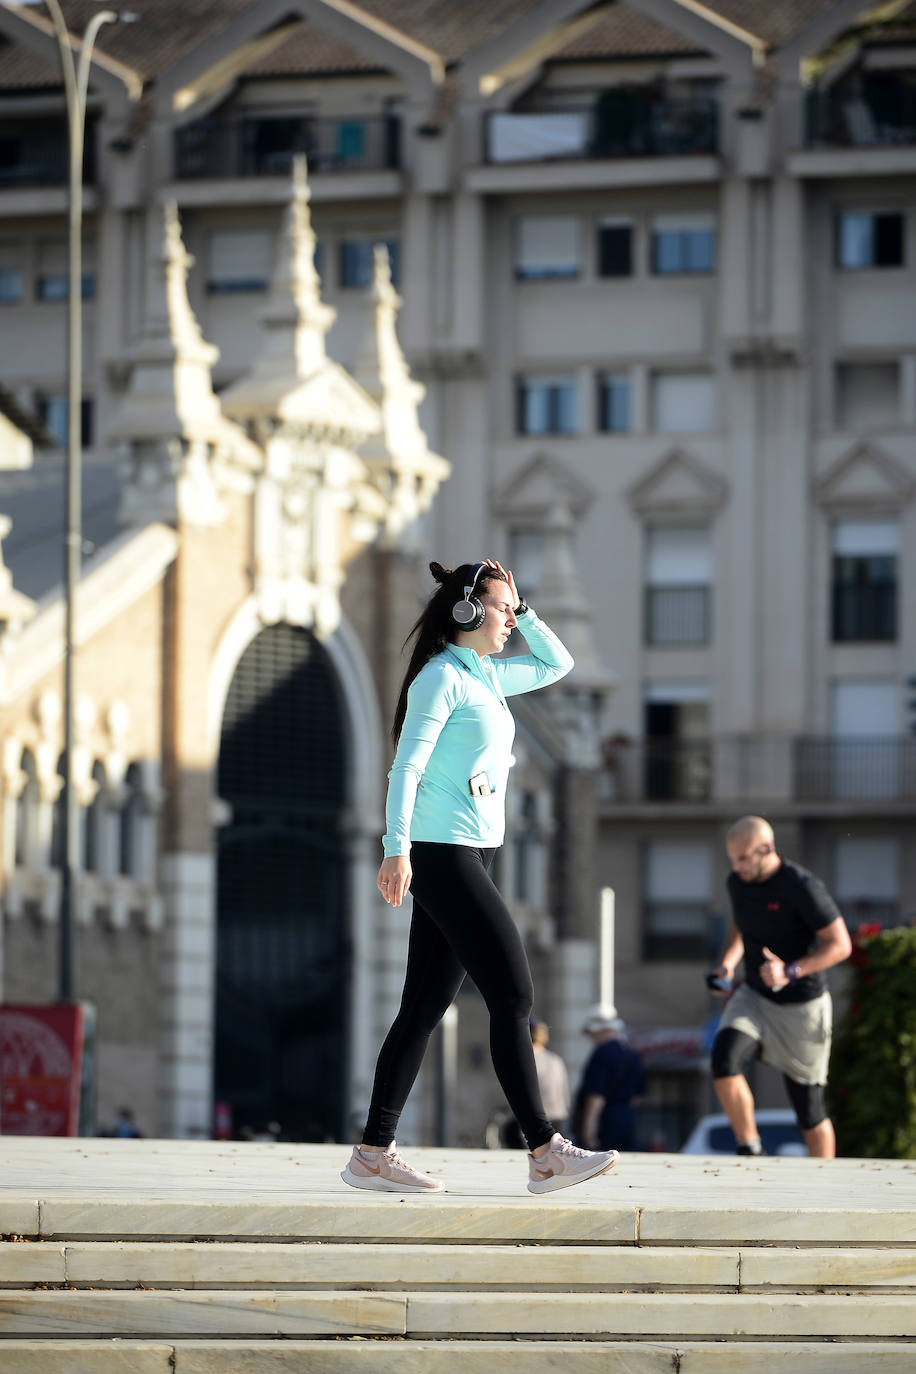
[708,816,852,1158]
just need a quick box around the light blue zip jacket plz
[382,607,573,857]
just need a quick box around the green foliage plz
[828,926,916,1159]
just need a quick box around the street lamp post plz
[42,1,132,1001]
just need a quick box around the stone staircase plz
[1,1139,915,1371]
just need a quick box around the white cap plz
[581,1003,625,1034]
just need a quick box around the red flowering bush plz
[827,925,916,1158]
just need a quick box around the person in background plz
[531,1020,570,1135]
[708,815,852,1157]
[340,559,619,1195]
[576,1005,645,1152]
[112,1107,143,1138]
[500,1019,571,1147]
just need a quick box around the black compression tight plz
[362,842,555,1151]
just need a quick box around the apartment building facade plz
[1,0,914,1146]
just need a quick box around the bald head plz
[727,816,774,849]
[726,815,779,883]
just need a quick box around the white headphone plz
[451,561,487,630]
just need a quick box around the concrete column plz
[900,354,916,427]
[159,850,215,1138]
[770,176,805,350]
[342,815,383,1138]
[451,193,485,354]
[550,937,597,1109]
[719,177,751,347]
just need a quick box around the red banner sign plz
[0,1003,86,1135]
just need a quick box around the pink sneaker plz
[340,1141,445,1193]
[527,1133,619,1194]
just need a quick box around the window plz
[83,761,108,874]
[644,683,711,801]
[207,230,272,293]
[508,528,545,592]
[836,211,904,269]
[0,242,22,303]
[645,526,711,646]
[339,236,400,288]
[35,395,93,450]
[597,220,632,277]
[644,840,713,960]
[36,238,95,300]
[833,680,897,735]
[834,837,900,929]
[832,520,897,642]
[14,750,39,869]
[651,213,715,274]
[598,371,631,432]
[831,680,899,800]
[651,372,715,433]
[50,753,67,870]
[512,791,539,903]
[515,215,580,279]
[836,362,899,430]
[516,375,578,435]
[119,762,143,878]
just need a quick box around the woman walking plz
[341,559,619,1194]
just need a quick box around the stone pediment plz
[627,448,728,519]
[493,452,594,521]
[223,360,380,440]
[813,442,916,514]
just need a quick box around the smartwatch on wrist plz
[514,597,528,617]
[785,961,801,983]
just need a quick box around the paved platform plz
[1,1138,915,1371]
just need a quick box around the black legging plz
[363,842,555,1151]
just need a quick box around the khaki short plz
[717,983,832,1086]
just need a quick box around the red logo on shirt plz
[767,902,780,911]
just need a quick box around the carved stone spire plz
[110,200,259,525]
[351,244,449,544]
[221,156,379,443]
[0,514,35,631]
[257,154,336,380]
[524,500,616,768]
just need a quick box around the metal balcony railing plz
[485,95,718,164]
[602,734,916,805]
[806,79,916,148]
[174,114,401,179]
[0,117,97,188]
[794,737,916,802]
[603,739,713,804]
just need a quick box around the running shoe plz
[527,1133,619,1194]
[340,1141,445,1193]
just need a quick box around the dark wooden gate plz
[215,623,347,1141]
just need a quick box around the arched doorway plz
[215,622,347,1141]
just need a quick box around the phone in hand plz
[705,972,733,993]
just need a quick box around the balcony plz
[602,735,916,806]
[485,93,718,164]
[806,74,916,148]
[794,737,916,802]
[605,739,713,804]
[174,114,400,180]
[0,117,97,188]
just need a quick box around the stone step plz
[1,1342,916,1374]
[10,1193,916,1247]
[0,1341,913,1374]
[1,1287,915,1339]
[3,1240,916,1291]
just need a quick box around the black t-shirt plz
[726,858,842,1004]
